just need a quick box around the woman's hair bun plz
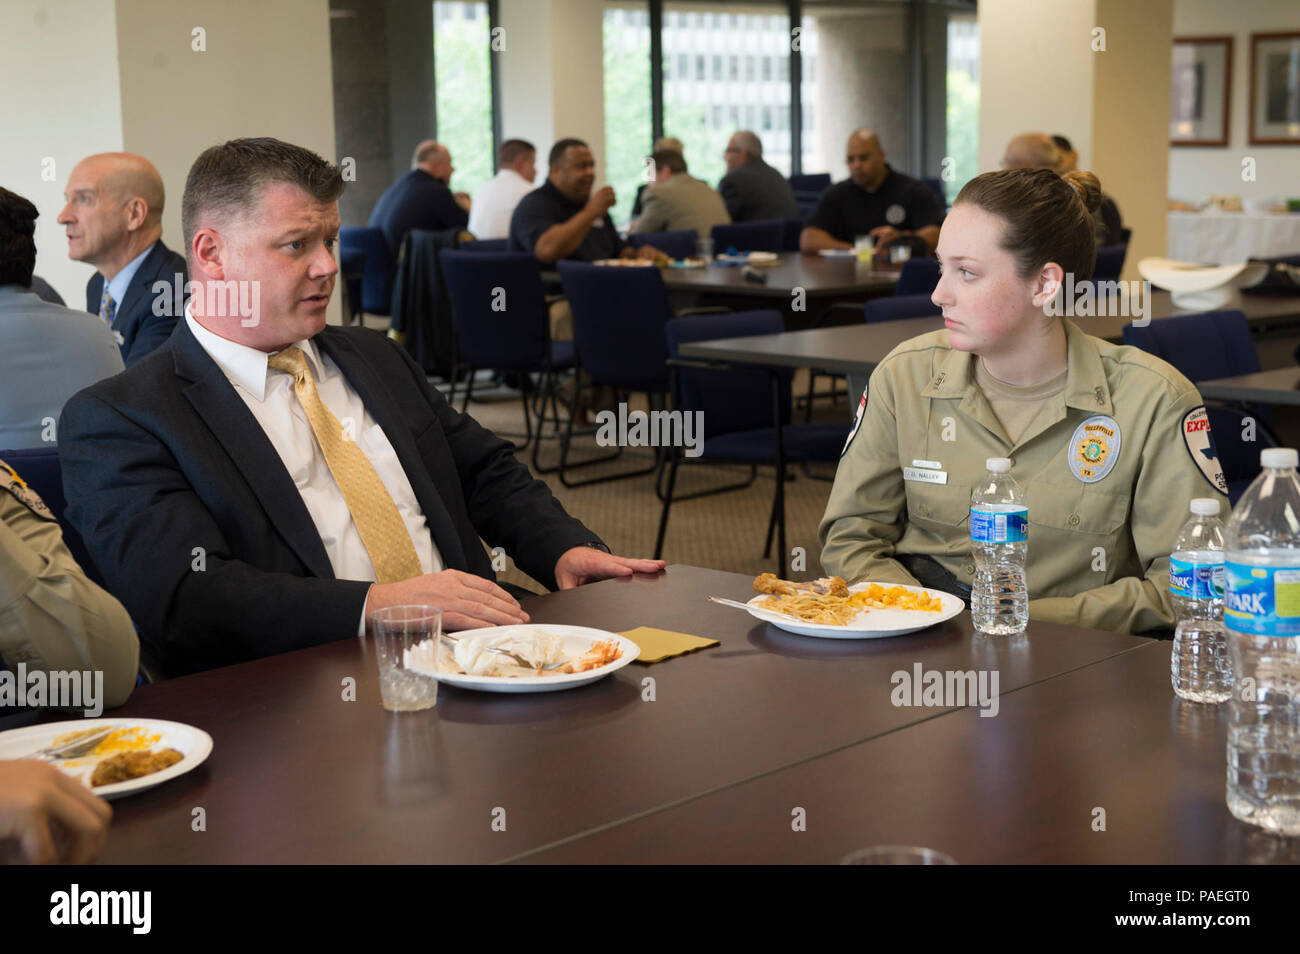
[1062,170,1102,214]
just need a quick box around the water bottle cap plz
[1260,448,1298,470]
[985,457,1011,473]
[1189,498,1220,516]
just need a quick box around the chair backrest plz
[788,173,832,194]
[1120,227,1132,245]
[557,262,672,392]
[440,251,548,370]
[459,238,509,252]
[864,293,941,324]
[711,219,785,254]
[666,310,791,439]
[1,446,104,586]
[339,226,395,316]
[779,217,804,252]
[626,230,697,260]
[1093,242,1128,282]
[894,257,941,297]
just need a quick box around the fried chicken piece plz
[753,573,849,598]
[91,748,184,787]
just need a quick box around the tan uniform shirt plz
[632,174,731,238]
[0,461,138,708]
[820,320,1228,635]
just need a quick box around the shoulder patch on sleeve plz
[842,387,868,456]
[0,461,56,521]
[1181,405,1228,494]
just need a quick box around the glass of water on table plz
[370,605,442,711]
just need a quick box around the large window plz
[434,1,493,197]
[603,3,653,226]
[945,13,979,205]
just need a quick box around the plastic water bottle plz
[970,457,1028,635]
[1223,447,1300,835]
[1170,498,1231,703]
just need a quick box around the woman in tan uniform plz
[820,168,1226,635]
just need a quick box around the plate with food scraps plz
[741,574,964,639]
[408,624,640,693]
[0,719,213,799]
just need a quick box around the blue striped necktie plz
[98,284,116,328]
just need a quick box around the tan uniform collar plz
[921,320,1113,416]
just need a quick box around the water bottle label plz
[1169,558,1225,600]
[970,506,1028,543]
[1224,562,1300,636]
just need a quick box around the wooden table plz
[92,565,1155,864]
[1198,367,1300,407]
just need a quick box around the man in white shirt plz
[58,137,663,677]
[467,139,536,240]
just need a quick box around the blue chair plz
[788,173,831,194]
[339,246,366,327]
[339,227,394,319]
[657,310,849,573]
[626,230,697,260]
[440,251,574,471]
[712,219,785,254]
[894,257,940,296]
[1093,243,1128,282]
[779,217,804,252]
[1,447,104,587]
[1122,310,1277,504]
[555,262,675,487]
[865,293,941,323]
[460,238,508,252]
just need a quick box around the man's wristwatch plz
[583,541,611,554]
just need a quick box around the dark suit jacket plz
[717,158,799,223]
[369,169,470,256]
[58,320,602,677]
[85,239,186,367]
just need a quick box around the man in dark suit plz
[58,153,186,366]
[59,138,663,678]
[368,140,471,255]
[716,131,799,223]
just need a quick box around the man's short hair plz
[412,140,444,168]
[182,138,344,263]
[1051,134,1073,153]
[548,138,588,168]
[733,130,763,159]
[0,187,38,287]
[498,139,535,166]
[651,149,687,175]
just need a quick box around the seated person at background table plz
[1,457,139,710]
[0,188,124,449]
[716,130,799,224]
[467,138,536,240]
[820,168,1227,636]
[629,136,685,226]
[57,152,185,367]
[0,760,111,864]
[368,140,470,255]
[59,137,664,678]
[1002,132,1123,248]
[631,149,730,239]
[799,130,943,255]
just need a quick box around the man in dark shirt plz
[368,140,471,255]
[800,130,943,254]
[716,131,799,223]
[509,138,658,264]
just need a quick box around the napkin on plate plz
[618,626,718,664]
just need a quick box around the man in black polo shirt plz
[799,130,943,254]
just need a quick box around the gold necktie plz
[268,346,423,584]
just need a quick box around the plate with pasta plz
[741,574,964,638]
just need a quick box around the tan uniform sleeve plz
[818,362,921,586]
[0,495,138,709]
[631,191,669,234]
[1028,384,1221,635]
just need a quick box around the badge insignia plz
[886,203,906,226]
[1068,415,1122,483]
[842,387,868,456]
[1181,405,1228,494]
[0,462,55,521]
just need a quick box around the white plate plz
[744,582,964,639]
[0,718,213,800]
[420,625,639,694]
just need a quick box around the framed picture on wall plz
[1170,36,1231,146]
[1250,32,1300,144]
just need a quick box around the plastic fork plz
[28,727,115,762]
[439,633,568,671]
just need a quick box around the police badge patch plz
[843,387,868,456]
[886,203,906,226]
[1181,405,1228,494]
[1068,415,1121,482]
[0,461,56,521]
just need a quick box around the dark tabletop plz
[521,640,1300,864]
[1197,367,1300,406]
[659,253,899,298]
[91,565,1150,864]
[679,293,1300,375]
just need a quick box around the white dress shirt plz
[185,310,444,593]
[468,168,535,239]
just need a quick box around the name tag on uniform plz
[903,466,947,485]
